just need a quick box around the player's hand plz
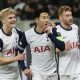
[56,48,61,53]
[44,21,55,34]
[76,42,80,48]
[65,41,72,50]
[16,54,25,61]
[23,68,32,76]
[48,21,55,28]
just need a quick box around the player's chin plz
[69,20,73,24]
[11,24,16,28]
[68,22,73,25]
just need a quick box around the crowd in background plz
[0,0,80,20]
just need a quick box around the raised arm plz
[44,26,72,51]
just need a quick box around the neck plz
[61,23,70,29]
[2,25,12,35]
[36,25,44,33]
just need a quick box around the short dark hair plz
[35,7,49,18]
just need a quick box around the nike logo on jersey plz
[30,41,34,43]
[6,44,8,47]
[19,41,22,45]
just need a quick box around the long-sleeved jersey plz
[0,28,23,79]
[17,27,65,76]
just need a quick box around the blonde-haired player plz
[0,8,25,80]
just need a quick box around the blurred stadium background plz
[0,0,80,29]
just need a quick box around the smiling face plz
[3,13,16,28]
[0,8,16,28]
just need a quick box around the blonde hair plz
[0,7,16,21]
[58,6,71,16]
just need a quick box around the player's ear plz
[35,18,38,24]
[59,14,63,21]
[2,19,5,24]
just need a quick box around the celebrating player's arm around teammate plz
[55,5,80,80]
[0,8,25,80]
[43,21,72,52]
[17,7,72,80]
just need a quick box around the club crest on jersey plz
[19,41,22,45]
[34,45,51,53]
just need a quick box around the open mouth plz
[10,22,16,24]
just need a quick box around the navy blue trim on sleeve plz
[17,32,28,53]
[18,60,27,71]
[15,28,23,42]
[0,38,3,52]
[16,30,28,71]
[16,48,27,71]
[48,33,65,51]
[52,28,58,37]
[17,32,28,70]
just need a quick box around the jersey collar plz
[34,27,44,34]
[1,28,12,36]
[60,24,72,31]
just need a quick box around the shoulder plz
[71,24,78,28]
[55,24,60,27]
[13,28,23,33]
[12,28,24,41]
[12,28,24,35]
[24,27,36,42]
[0,29,3,39]
[55,25,61,30]
[25,27,34,35]
[0,28,2,33]
[71,24,78,30]
[55,25,62,32]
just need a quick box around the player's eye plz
[8,17,13,19]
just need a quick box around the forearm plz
[48,33,65,51]
[18,52,27,71]
[56,48,61,53]
[0,56,18,65]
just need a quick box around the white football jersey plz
[25,27,56,76]
[56,24,80,75]
[0,28,20,79]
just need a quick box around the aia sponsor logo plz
[34,45,51,53]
